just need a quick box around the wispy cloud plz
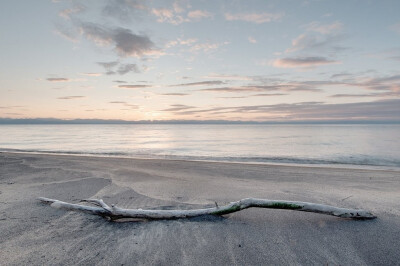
[199,84,320,93]
[252,93,287,97]
[224,12,283,24]
[109,100,138,108]
[102,0,146,22]
[199,86,262,93]
[189,42,228,53]
[352,74,400,94]
[97,61,140,75]
[59,3,86,20]
[165,38,198,48]
[151,2,211,25]
[116,63,140,75]
[330,72,352,79]
[57,96,85,100]
[47,78,69,82]
[54,25,80,42]
[216,93,287,99]
[187,10,212,19]
[272,56,340,68]
[172,80,225,87]
[162,104,195,112]
[160,93,189,96]
[152,7,184,25]
[80,73,102,77]
[97,61,119,69]
[162,99,400,121]
[248,36,257,44]
[166,38,198,48]
[390,23,400,34]
[4,113,23,116]
[330,92,398,98]
[118,84,152,89]
[305,21,343,34]
[0,106,25,109]
[204,74,253,81]
[285,33,345,54]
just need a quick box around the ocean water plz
[0,124,399,170]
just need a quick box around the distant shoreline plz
[1,118,399,125]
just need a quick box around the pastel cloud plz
[272,56,339,68]
[224,12,283,24]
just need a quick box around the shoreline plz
[2,150,399,173]
[1,152,399,264]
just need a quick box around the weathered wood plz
[38,197,377,220]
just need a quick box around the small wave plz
[1,148,399,170]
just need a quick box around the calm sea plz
[0,124,399,170]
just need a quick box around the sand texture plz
[0,152,399,265]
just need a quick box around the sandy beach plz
[0,152,399,265]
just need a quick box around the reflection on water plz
[0,124,399,169]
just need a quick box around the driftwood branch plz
[38,197,376,221]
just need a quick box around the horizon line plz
[0,118,399,125]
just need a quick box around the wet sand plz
[0,152,399,265]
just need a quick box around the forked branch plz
[38,197,376,221]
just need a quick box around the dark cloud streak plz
[57,96,85,100]
[79,22,157,57]
[172,80,225,87]
[47,78,69,82]
[118,84,152,89]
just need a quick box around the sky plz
[1,0,400,122]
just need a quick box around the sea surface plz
[1,124,399,170]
